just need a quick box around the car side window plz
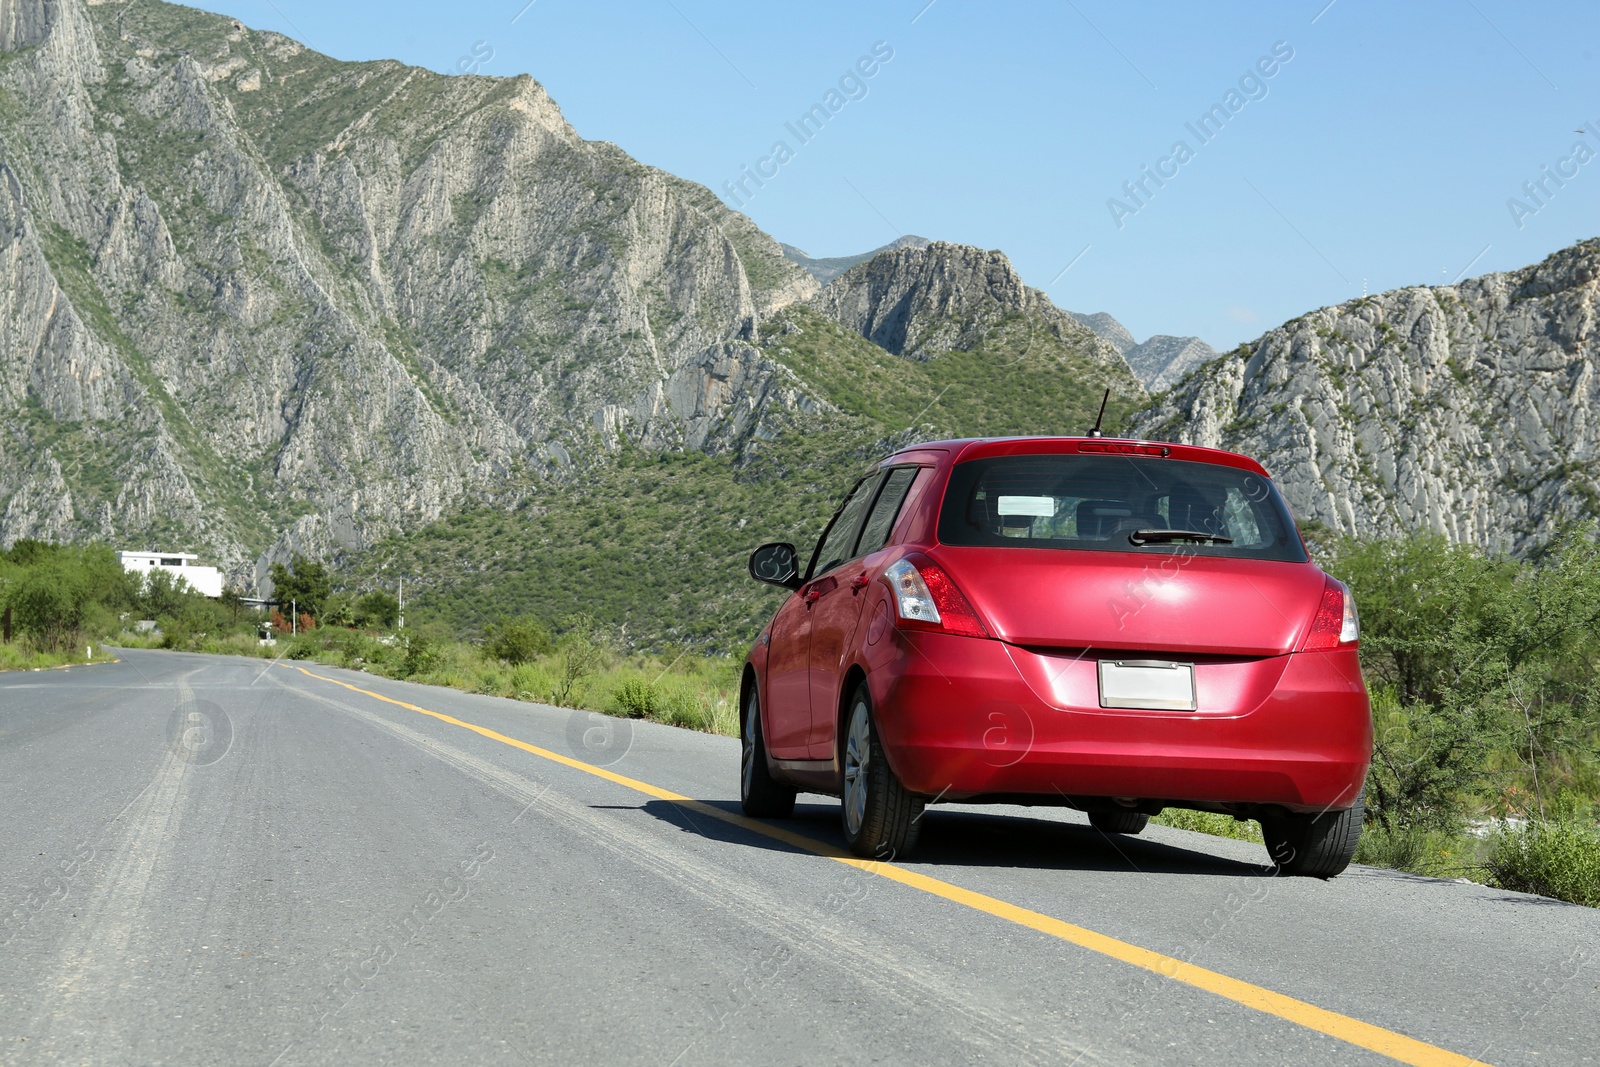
[807,475,882,580]
[854,467,920,557]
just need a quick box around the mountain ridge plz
[1131,238,1600,554]
[1069,311,1220,392]
[781,234,931,285]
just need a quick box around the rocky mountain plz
[1124,335,1220,393]
[0,0,819,586]
[781,234,930,285]
[1069,310,1219,392]
[810,241,1137,383]
[1069,311,1136,354]
[1131,239,1600,555]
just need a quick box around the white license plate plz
[1098,660,1196,711]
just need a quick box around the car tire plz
[1089,809,1149,835]
[840,682,924,859]
[740,686,796,819]
[1261,798,1363,878]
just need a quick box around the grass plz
[1153,808,1263,842]
[1486,820,1600,906]
[0,643,121,672]
[1159,810,1600,907]
[128,623,745,738]
[1353,825,1491,880]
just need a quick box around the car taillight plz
[1303,577,1359,650]
[883,558,988,638]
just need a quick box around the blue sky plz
[188,0,1599,351]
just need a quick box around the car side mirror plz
[748,542,802,590]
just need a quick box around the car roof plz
[881,436,1272,477]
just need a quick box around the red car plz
[740,436,1371,877]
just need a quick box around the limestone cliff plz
[1130,240,1600,553]
[809,241,1143,413]
[0,0,818,585]
[1069,311,1219,393]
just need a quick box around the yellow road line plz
[289,664,1488,1067]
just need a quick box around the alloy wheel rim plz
[741,697,756,799]
[843,700,871,835]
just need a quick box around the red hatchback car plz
[740,436,1371,877]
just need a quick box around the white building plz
[118,551,225,598]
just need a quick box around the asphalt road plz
[0,650,1595,1066]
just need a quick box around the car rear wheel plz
[1089,809,1149,835]
[741,687,795,819]
[1261,798,1363,878]
[840,683,924,859]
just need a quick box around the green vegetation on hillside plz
[344,423,885,651]
[765,305,1139,437]
[354,306,1142,653]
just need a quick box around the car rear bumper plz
[868,630,1371,813]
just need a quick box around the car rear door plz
[761,593,812,757]
[806,467,922,757]
[763,475,878,758]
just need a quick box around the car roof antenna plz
[1085,388,1110,438]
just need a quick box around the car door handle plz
[803,587,825,605]
[849,575,871,593]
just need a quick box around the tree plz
[8,564,92,652]
[268,555,332,620]
[319,593,356,628]
[354,590,399,630]
[4,539,62,567]
[138,567,193,620]
[1330,529,1600,831]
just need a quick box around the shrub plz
[400,633,443,677]
[475,667,506,696]
[552,615,609,706]
[508,662,557,702]
[320,594,356,628]
[326,627,388,668]
[1487,820,1600,906]
[138,567,194,620]
[610,677,660,719]
[483,615,554,664]
[1330,529,1600,833]
[1354,825,1429,871]
[658,679,710,730]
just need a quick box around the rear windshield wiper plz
[1128,529,1235,546]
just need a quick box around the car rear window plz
[937,454,1307,563]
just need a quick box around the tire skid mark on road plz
[24,673,202,1061]
[274,675,1108,1067]
[285,664,1492,1067]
